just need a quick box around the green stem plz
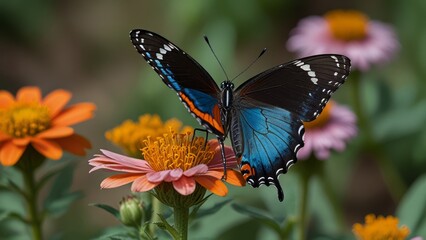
[350,72,406,201]
[318,171,345,232]
[298,171,310,240]
[174,206,189,240]
[19,150,44,240]
[149,196,162,236]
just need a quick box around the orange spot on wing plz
[179,92,224,134]
[240,163,255,181]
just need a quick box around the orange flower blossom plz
[0,86,95,166]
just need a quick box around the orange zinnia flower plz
[89,132,245,197]
[0,86,96,166]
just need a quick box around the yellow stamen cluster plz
[105,114,193,157]
[0,103,51,138]
[325,10,369,42]
[304,101,333,129]
[353,214,410,240]
[142,132,214,172]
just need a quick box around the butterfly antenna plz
[231,48,267,82]
[204,35,230,81]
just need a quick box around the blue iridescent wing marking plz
[130,30,224,135]
[230,101,304,201]
[232,54,350,201]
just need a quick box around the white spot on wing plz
[156,53,163,60]
[164,44,172,51]
[301,64,311,71]
[159,48,167,54]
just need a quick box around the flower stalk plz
[17,147,46,240]
[350,71,406,201]
[174,206,189,240]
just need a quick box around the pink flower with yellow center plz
[0,86,95,166]
[298,101,357,160]
[89,132,245,197]
[287,10,399,71]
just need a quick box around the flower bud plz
[119,196,143,227]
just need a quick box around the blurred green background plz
[1,0,426,239]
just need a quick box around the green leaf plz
[36,164,69,192]
[43,163,81,217]
[6,179,26,198]
[396,174,426,233]
[89,203,120,220]
[374,100,426,141]
[190,196,232,219]
[155,214,179,239]
[44,192,82,217]
[0,210,9,222]
[231,203,282,234]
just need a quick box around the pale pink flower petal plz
[184,164,208,177]
[287,15,398,71]
[88,154,152,173]
[131,175,160,192]
[146,170,172,183]
[100,149,151,170]
[208,140,239,169]
[172,176,196,195]
[164,168,183,182]
[298,102,357,160]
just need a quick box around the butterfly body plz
[130,29,351,201]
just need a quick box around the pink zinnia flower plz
[89,133,245,197]
[297,101,357,160]
[287,10,399,71]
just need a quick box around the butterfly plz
[130,29,351,201]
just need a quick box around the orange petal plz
[55,134,91,156]
[223,170,246,187]
[31,138,63,160]
[36,127,74,138]
[43,89,72,118]
[0,131,11,142]
[194,175,228,197]
[100,173,142,189]
[12,137,31,146]
[17,87,41,103]
[0,141,26,166]
[0,90,15,108]
[52,103,96,127]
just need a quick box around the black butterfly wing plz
[130,29,224,135]
[236,54,351,121]
[231,54,350,201]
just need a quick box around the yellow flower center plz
[0,103,51,138]
[353,214,410,240]
[142,132,214,172]
[105,114,193,157]
[304,101,333,129]
[325,10,369,41]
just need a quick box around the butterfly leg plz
[192,128,209,147]
[217,137,228,181]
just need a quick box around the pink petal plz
[208,143,239,169]
[131,175,160,192]
[100,149,151,170]
[146,170,172,183]
[183,164,208,177]
[164,168,183,182]
[172,176,196,195]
